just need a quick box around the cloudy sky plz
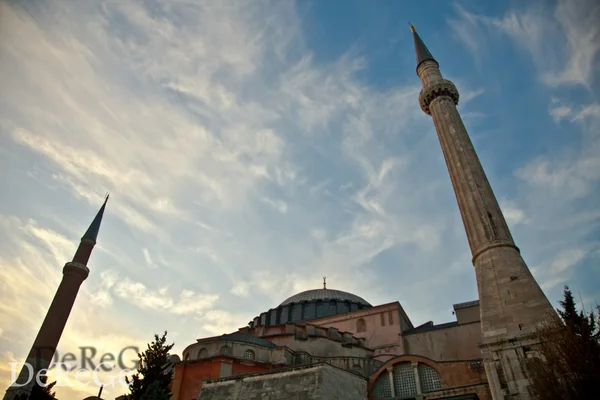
[1,0,599,398]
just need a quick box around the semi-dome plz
[280,289,371,307]
[248,287,372,329]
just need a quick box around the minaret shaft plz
[4,199,106,400]
[428,94,514,256]
[411,28,555,399]
[26,263,89,368]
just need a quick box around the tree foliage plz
[13,376,58,400]
[528,286,600,399]
[125,332,174,400]
[139,381,171,400]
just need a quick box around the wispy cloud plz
[449,0,600,88]
[1,1,599,399]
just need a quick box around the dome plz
[248,287,372,329]
[280,289,371,307]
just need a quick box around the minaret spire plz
[410,26,554,399]
[409,23,437,72]
[82,192,109,242]
[4,197,109,400]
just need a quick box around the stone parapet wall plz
[198,363,367,400]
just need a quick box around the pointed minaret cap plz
[409,23,438,74]
[82,193,109,243]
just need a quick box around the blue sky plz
[1,0,599,398]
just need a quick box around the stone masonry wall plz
[198,363,367,400]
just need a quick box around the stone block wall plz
[198,363,367,400]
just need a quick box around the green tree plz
[125,332,174,400]
[528,286,600,400]
[139,381,171,400]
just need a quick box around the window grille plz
[243,349,255,360]
[219,346,232,356]
[197,348,208,359]
[372,373,392,399]
[329,301,337,316]
[316,302,324,318]
[418,364,441,393]
[393,362,417,397]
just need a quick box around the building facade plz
[172,26,554,400]
[171,288,491,400]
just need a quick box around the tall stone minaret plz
[4,196,109,400]
[409,25,555,399]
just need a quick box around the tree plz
[125,332,174,400]
[528,286,600,400]
[139,381,171,400]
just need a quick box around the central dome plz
[280,289,372,307]
[248,287,372,328]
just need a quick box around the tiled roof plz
[453,300,479,310]
[198,332,276,348]
[279,289,371,307]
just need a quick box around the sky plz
[0,0,599,399]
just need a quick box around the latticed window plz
[329,301,337,315]
[243,349,255,360]
[197,348,208,359]
[372,373,392,399]
[393,362,418,397]
[219,345,232,356]
[418,363,441,393]
[356,318,366,333]
[316,302,324,318]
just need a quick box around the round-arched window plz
[418,363,441,393]
[372,361,443,399]
[243,349,255,360]
[198,348,208,359]
[372,372,392,399]
[356,318,366,333]
[219,346,232,356]
[393,362,418,397]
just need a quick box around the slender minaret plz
[409,25,555,399]
[4,196,109,400]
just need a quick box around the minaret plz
[409,25,555,399]
[4,196,109,400]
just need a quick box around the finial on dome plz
[323,276,326,289]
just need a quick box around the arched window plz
[356,318,366,333]
[393,362,418,397]
[197,348,208,359]
[219,346,232,356]
[418,363,441,393]
[243,349,255,361]
[372,373,392,399]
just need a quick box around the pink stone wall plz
[305,302,408,360]
[402,322,482,361]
